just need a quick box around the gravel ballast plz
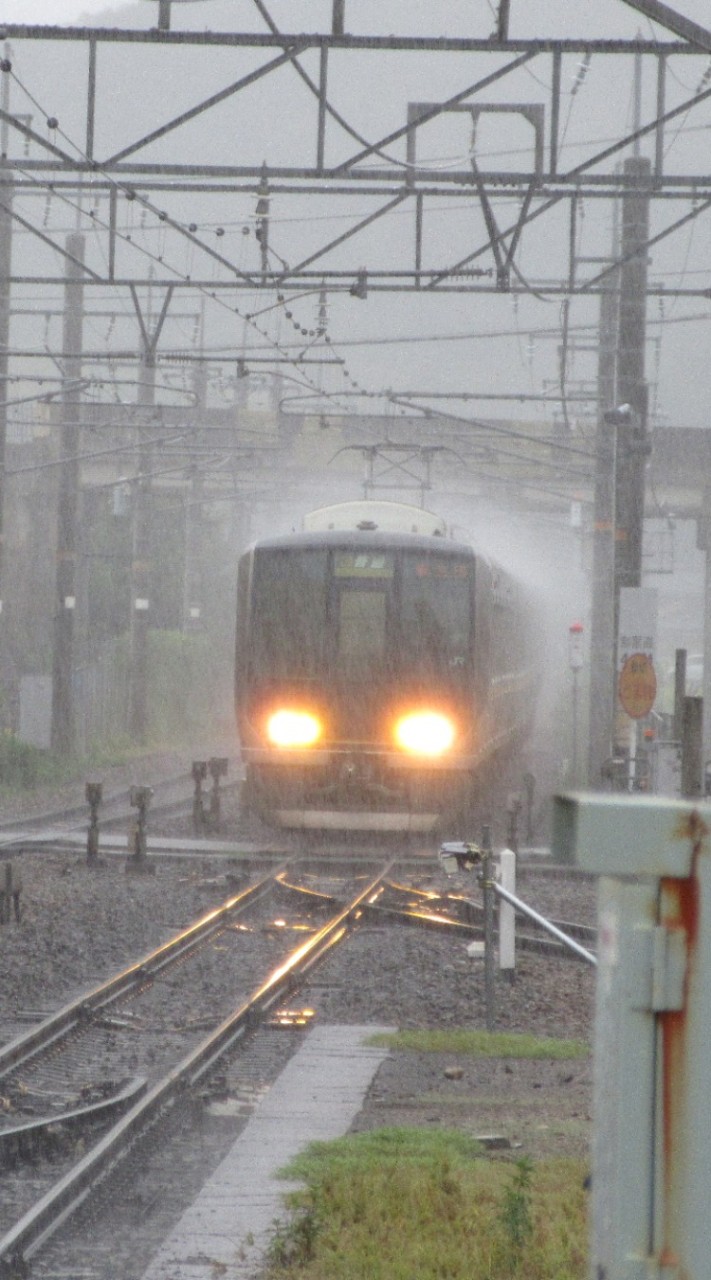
[0,754,599,1278]
[0,843,598,1168]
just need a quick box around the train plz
[235,499,538,833]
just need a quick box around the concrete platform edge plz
[140,1023,396,1280]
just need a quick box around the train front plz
[235,516,484,832]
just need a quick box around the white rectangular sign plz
[617,587,657,671]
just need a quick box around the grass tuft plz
[265,1128,588,1279]
[366,1027,588,1059]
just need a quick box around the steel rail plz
[274,874,598,951]
[363,901,480,934]
[0,1077,148,1164]
[0,770,238,835]
[436,890,598,948]
[274,874,482,934]
[0,862,390,1275]
[0,865,287,1080]
[375,882,599,951]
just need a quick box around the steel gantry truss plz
[1,2,711,297]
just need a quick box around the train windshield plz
[397,553,472,676]
[250,548,329,678]
[336,588,388,678]
[332,550,392,679]
[249,545,473,681]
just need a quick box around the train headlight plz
[266,709,322,748]
[394,711,456,756]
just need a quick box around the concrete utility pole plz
[698,488,711,778]
[51,233,85,754]
[183,359,206,631]
[587,155,650,786]
[128,284,173,743]
[613,156,651,776]
[129,357,154,744]
[589,154,650,783]
[183,465,205,631]
[588,203,620,788]
[615,155,651,595]
[588,413,617,786]
[0,51,14,695]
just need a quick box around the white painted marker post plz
[498,848,516,978]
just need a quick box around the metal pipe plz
[480,825,496,1030]
[491,881,597,966]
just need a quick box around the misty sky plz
[4,1,119,20]
[4,1,127,20]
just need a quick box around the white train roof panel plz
[302,500,447,537]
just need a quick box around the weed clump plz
[265,1128,587,1279]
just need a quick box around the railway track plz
[255,867,597,958]
[0,764,241,847]
[0,786,597,1277]
[0,858,391,1277]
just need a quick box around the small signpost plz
[618,652,657,720]
[616,589,658,789]
[569,621,584,785]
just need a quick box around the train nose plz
[339,754,372,789]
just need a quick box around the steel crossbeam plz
[1,13,711,295]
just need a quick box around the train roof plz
[302,500,447,536]
[244,526,476,557]
[239,523,535,601]
[242,499,480,557]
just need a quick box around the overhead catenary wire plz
[5,48,711,325]
[3,56,368,413]
[4,29,711,454]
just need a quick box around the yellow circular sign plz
[618,652,657,719]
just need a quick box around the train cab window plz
[249,548,328,678]
[332,549,392,680]
[335,588,387,679]
[398,554,473,676]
